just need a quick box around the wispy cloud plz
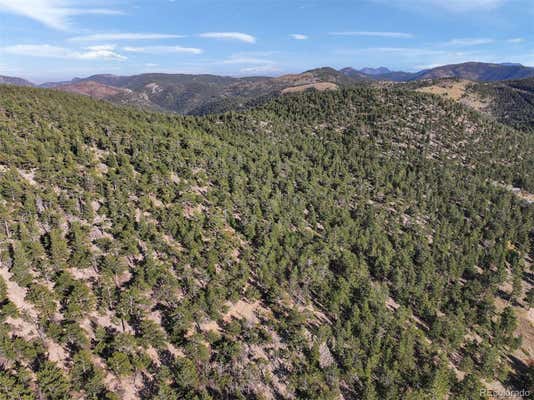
[220,54,279,74]
[240,65,281,74]
[122,46,203,55]
[377,0,508,12]
[0,0,122,30]
[329,31,414,39]
[1,44,127,60]
[70,33,186,42]
[199,32,256,43]
[290,34,308,40]
[85,44,116,51]
[426,0,507,11]
[507,38,525,43]
[445,38,494,46]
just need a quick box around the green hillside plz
[0,85,532,399]
[473,78,534,133]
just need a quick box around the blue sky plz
[0,0,533,82]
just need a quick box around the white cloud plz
[220,54,279,74]
[445,38,494,46]
[414,63,443,70]
[428,0,506,11]
[507,38,525,43]
[85,44,117,51]
[70,33,186,42]
[378,0,507,12]
[1,44,126,60]
[78,48,126,61]
[122,46,203,55]
[329,31,414,39]
[240,65,281,74]
[290,34,308,40]
[0,0,122,30]
[199,32,256,43]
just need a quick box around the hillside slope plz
[473,78,534,133]
[47,68,358,115]
[412,62,534,81]
[0,86,532,399]
[410,77,534,132]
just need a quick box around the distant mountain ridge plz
[0,75,34,87]
[359,67,392,75]
[338,67,371,80]
[2,62,534,115]
[339,61,534,82]
[35,68,357,114]
[409,62,534,81]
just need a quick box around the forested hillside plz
[0,85,533,399]
[409,78,534,134]
[49,68,356,115]
[473,78,534,133]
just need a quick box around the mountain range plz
[341,62,534,82]
[36,67,350,115]
[1,61,534,130]
[4,61,533,90]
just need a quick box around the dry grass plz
[416,79,490,112]
[281,82,338,94]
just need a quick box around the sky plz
[0,0,533,82]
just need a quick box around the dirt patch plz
[514,307,534,363]
[417,79,473,101]
[69,267,99,281]
[5,316,39,340]
[183,203,206,218]
[386,296,401,311]
[223,300,263,324]
[103,375,142,400]
[483,379,524,400]
[416,79,490,112]
[167,343,185,358]
[0,265,38,320]
[45,338,69,368]
[282,82,338,94]
[198,319,221,333]
[91,310,134,334]
[492,182,534,204]
[17,169,37,186]
[55,81,128,100]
